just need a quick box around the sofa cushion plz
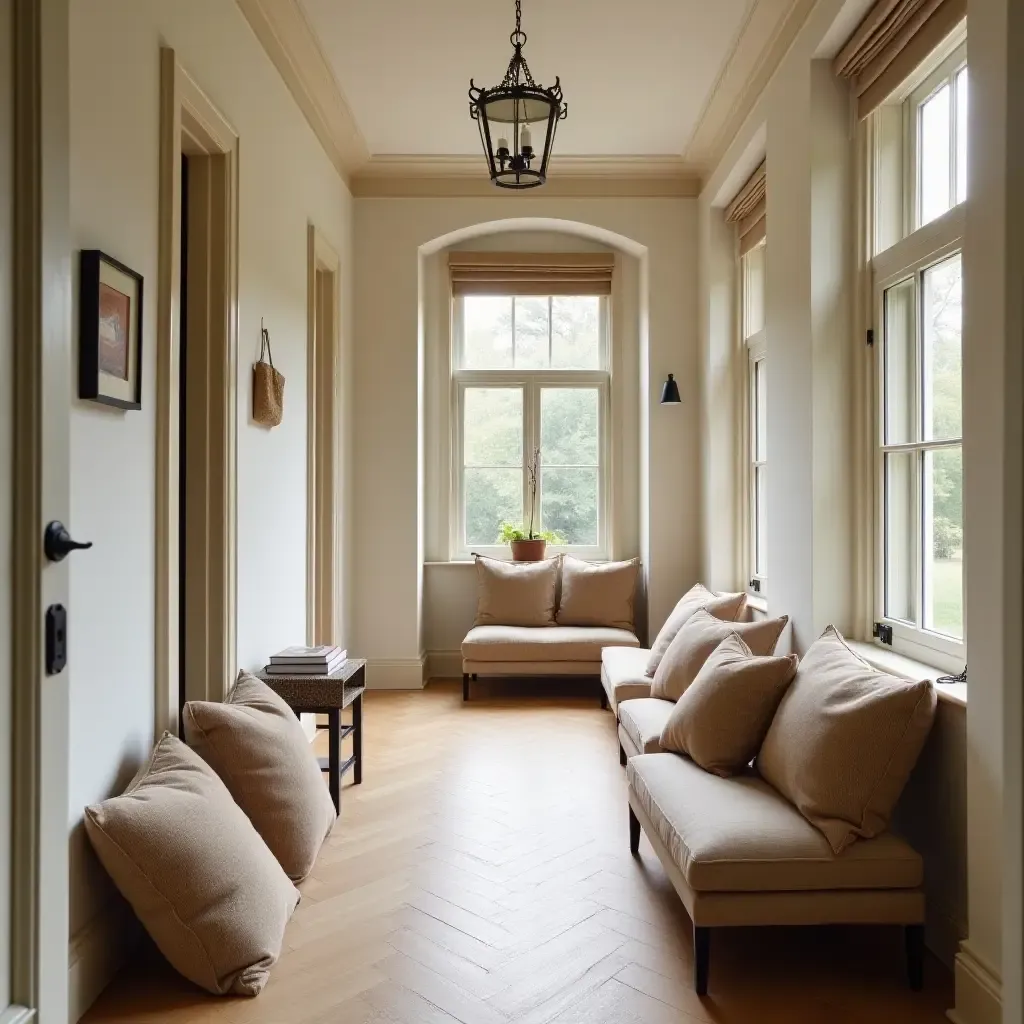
[646,584,746,677]
[758,625,937,854]
[627,753,923,893]
[659,633,798,776]
[84,733,300,996]
[601,646,652,710]
[618,698,675,755]
[183,671,337,882]
[650,609,789,701]
[556,555,640,630]
[473,554,560,627]
[462,625,639,663]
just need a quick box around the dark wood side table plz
[257,659,365,814]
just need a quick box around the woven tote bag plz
[253,322,284,427]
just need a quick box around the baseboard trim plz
[948,940,1002,1024]
[366,657,425,689]
[68,901,140,1022]
[425,649,462,680]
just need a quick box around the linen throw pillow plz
[84,733,299,996]
[473,554,560,627]
[556,555,640,630]
[645,584,747,677]
[650,608,789,701]
[659,632,798,776]
[757,625,937,854]
[183,671,337,881]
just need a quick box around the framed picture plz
[78,250,143,410]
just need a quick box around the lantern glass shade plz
[660,374,682,404]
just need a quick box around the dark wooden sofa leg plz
[693,926,711,996]
[619,743,627,766]
[600,688,609,710]
[628,805,641,855]
[463,674,469,702]
[906,924,925,991]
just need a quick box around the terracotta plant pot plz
[510,538,547,562]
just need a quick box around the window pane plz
[956,67,968,205]
[755,464,767,578]
[462,296,512,369]
[551,296,600,368]
[754,358,767,463]
[919,83,951,225]
[463,388,522,466]
[884,278,916,446]
[743,243,765,339]
[885,450,917,623]
[540,468,598,545]
[465,469,522,546]
[923,253,962,441]
[541,388,599,466]
[513,296,549,368]
[924,446,963,638]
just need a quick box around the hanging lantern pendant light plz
[468,0,567,189]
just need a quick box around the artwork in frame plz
[78,249,143,410]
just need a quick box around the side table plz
[258,659,365,813]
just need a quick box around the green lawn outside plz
[930,558,963,639]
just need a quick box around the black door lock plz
[43,521,93,562]
[45,604,67,675]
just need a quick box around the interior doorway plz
[156,49,239,735]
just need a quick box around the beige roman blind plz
[834,0,966,119]
[449,251,615,296]
[725,162,766,256]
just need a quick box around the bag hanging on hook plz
[253,319,284,427]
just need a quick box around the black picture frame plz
[78,249,143,410]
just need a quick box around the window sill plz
[847,640,966,708]
[746,594,768,615]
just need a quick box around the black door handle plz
[44,521,94,563]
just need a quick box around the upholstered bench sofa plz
[461,553,641,701]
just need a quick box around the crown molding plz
[351,155,701,198]
[684,0,817,173]
[236,0,369,180]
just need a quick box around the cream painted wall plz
[353,199,697,686]
[67,1,352,1016]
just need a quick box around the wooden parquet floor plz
[85,680,953,1024]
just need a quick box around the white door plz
[2,0,73,1021]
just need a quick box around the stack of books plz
[264,645,347,676]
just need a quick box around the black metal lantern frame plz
[469,0,567,189]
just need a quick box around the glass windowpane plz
[922,254,962,442]
[743,244,765,339]
[540,468,598,546]
[885,451,917,624]
[513,296,549,369]
[924,447,963,638]
[919,83,951,225]
[463,388,522,467]
[755,465,767,578]
[551,296,600,368]
[465,469,523,546]
[956,67,968,205]
[541,388,599,467]
[884,278,916,446]
[462,296,512,368]
[754,359,767,463]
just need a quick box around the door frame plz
[155,48,238,736]
[10,0,72,1019]
[306,225,341,646]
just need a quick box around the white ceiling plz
[299,0,754,159]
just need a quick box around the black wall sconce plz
[660,374,681,404]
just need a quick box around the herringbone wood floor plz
[85,680,952,1023]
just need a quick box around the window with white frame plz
[451,293,610,559]
[743,240,767,593]
[870,36,966,668]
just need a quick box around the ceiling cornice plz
[684,0,817,173]
[236,0,369,180]
[351,155,701,199]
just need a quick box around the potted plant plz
[498,448,561,561]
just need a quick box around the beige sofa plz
[625,752,926,995]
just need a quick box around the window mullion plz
[511,296,517,368]
[548,295,553,367]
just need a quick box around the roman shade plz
[725,162,766,255]
[449,251,614,296]
[834,0,967,119]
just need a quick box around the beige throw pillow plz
[183,671,337,881]
[659,632,798,776]
[474,554,559,627]
[556,555,640,630]
[84,733,299,996]
[650,608,789,701]
[645,584,747,677]
[757,625,938,854]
